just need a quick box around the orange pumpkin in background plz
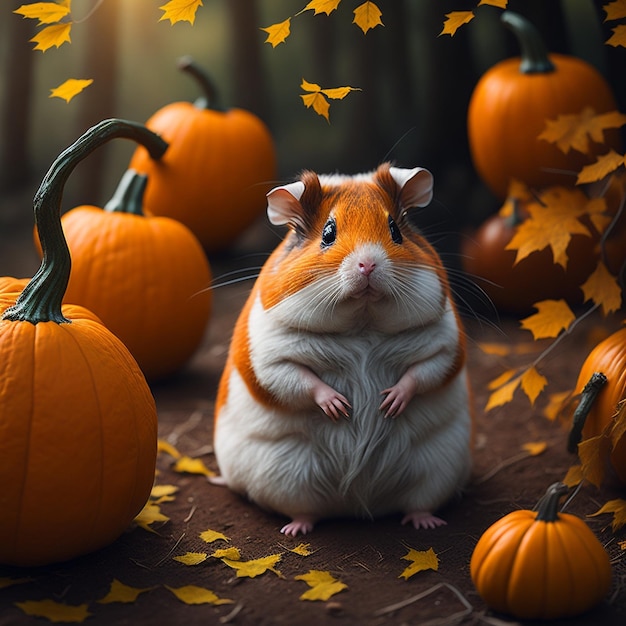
[129,57,277,253]
[468,11,621,200]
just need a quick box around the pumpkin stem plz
[104,170,148,216]
[534,482,569,522]
[567,372,608,453]
[178,55,223,111]
[2,119,168,325]
[501,11,555,74]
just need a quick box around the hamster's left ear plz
[267,181,306,228]
[389,167,434,209]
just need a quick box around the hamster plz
[213,162,472,537]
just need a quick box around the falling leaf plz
[30,22,71,51]
[353,1,383,34]
[49,78,93,102]
[14,2,70,23]
[520,299,575,340]
[165,585,233,606]
[200,528,229,543]
[520,367,548,405]
[15,599,91,623]
[134,502,170,532]
[261,18,291,47]
[607,23,626,47]
[538,107,626,155]
[487,369,518,390]
[98,579,154,604]
[300,79,360,121]
[485,375,521,411]
[172,455,215,477]
[212,547,241,560]
[440,11,475,36]
[522,441,547,456]
[479,342,511,357]
[290,543,313,556]
[173,552,209,565]
[159,0,203,25]
[399,547,439,580]
[157,439,182,459]
[543,390,572,421]
[604,0,626,20]
[295,570,347,601]
[580,261,622,315]
[0,577,32,590]
[221,553,283,578]
[478,0,508,7]
[299,0,341,15]
[577,149,626,184]
[590,498,626,532]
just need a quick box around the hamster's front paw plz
[379,372,418,418]
[312,381,351,421]
[280,515,317,537]
[401,511,447,530]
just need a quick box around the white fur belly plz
[214,360,472,521]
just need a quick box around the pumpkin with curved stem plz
[470,482,612,619]
[467,11,620,200]
[0,119,158,567]
[129,56,277,252]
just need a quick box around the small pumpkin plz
[470,482,612,619]
[0,121,158,567]
[129,56,277,252]
[468,11,620,200]
[567,327,626,484]
[34,120,213,382]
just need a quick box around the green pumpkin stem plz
[104,170,148,216]
[178,55,223,111]
[3,119,168,325]
[567,372,608,453]
[534,482,569,522]
[501,11,556,74]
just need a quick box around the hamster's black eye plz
[388,215,403,244]
[321,217,337,248]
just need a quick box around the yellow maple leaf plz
[520,367,548,405]
[399,547,439,580]
[299,0,341,16]
[221,553,282,578]
[543,390,572,421]
[14,2,70,24]
[290,542,313,556]
[49,78,93,102]
[15,599,91,623]
[300,79,359,122]
[353,1,383,34]
[261,18,291,47]
[506,187,597,268]
[485,375,521,411]
[577,149,626,184]
[157,439,182,459]
[134,502,170,532]
[590,498,626,532]
[295,570,348,601]
[487,369,517,390]
[30,22,71,51]
[440,11,475,36]
[604,0,626,20]
[172,455,215,477]
[159,0,203,25]
[173,552,209,565]
[478,0,508,7]
[520,299,575,340]
[200,528,229,543]
[607,23,626,47]
[98,579,155,604]
[165,585,233,605]
[522,441,547,456]
[581,261,623,315]
[212,546,241,560]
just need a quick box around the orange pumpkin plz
[129,57,277,252]
[468,11,620,200]
[0,121,158,567]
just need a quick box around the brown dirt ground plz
[1,214,626,626]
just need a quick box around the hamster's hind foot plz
[280,515,317,537]
[401,511,447,530]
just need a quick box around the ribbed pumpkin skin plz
[468,54,619,200]
[129,103,277,252]
[0,297,158,567]
[575,327,626,482]
[470,508,612,619]
[57,207,212,381]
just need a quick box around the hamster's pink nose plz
[358,261,376,276]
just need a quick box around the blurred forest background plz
[1,0,625,280]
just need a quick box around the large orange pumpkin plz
[0,121,158,567]
[129,57,277,252]
[468,11,620,200]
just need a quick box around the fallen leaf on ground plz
[221,553,283,578]
[295,570,347,601]
[172,455,215,477]
[199,528,229,543]
[134,502,170,532]
[173,552,209,565]
[98,579,155,604]
[590,498,626,532]
[15,599,91,623]
[399,547,439,580]
[165,585,233,606]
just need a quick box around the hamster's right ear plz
[267,181,306,229]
